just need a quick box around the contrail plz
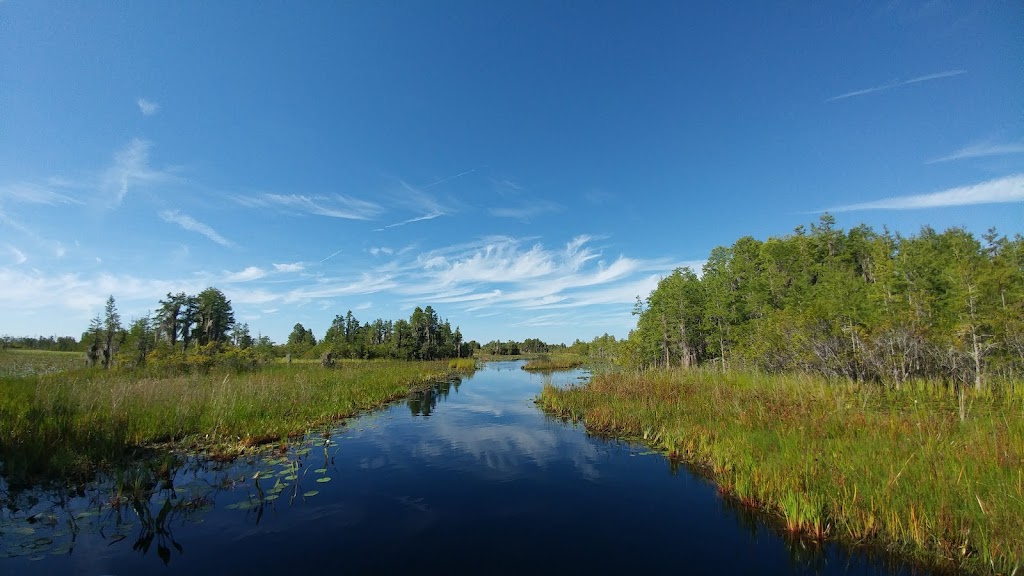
[423,165,486,188]
[319,248,343,263]
[827,69,965,102]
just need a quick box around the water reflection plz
[0,457,220,564]
[1,361,921,575]
[407,377,460,417]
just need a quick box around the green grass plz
[521,354,584,372]
[0,360,466,484]
[448,357,477,372]
[0,349,83,377]
[537,368,1024,575]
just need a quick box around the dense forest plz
[625,216,1024,389]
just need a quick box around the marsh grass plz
[0,349,83,377]
[537,369,1024,574]
[448,358,477,372]
[0,360,463,484]
[521,354,584,372]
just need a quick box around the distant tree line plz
[286,306,468,361]
[478,338,570,355]
[0,335,80,352]
[625,216,1024,389]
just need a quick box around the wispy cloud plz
[136,98,160,116]
[273,262,304,273]
[0,206,68,258]
[827,69,966,102]
[160,209,234,246]
[235,193,382,220]
[490,200,564,220]
[0,181,81,206]
[388,235,676,317]
[283,273,397,303]
[6,245,27,265]
[0,268,196,319]
[826,174,1024,212]
[376,180,453,230]
[927,141,1024,164]
[104,139,177,205]
[224,266,266,282]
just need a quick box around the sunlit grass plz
[521,354,584,372]
[448,358,477,372]
[537,368,1024,574]
[0,360,463,484]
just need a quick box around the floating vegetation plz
[0,410,355,564]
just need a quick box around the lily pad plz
[302,490,319,497]
[316,477,332,483]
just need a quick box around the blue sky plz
[1,2,1022,345]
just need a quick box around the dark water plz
[1,361,915,575]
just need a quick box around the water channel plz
[1,361,916,574]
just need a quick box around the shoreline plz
[537,368,1023,575]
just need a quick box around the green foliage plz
[521,355,584,371]
[627,217,1024,388]
[319,307,467,361]
[286,322,317,356]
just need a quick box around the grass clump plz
[521,354,584,372]
[0,360,461,484]
[537,368,1024,574]
[448,358,477,373]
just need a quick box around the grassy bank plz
[1,360,470,484]
[521,354,584,372]
[537,369,1023,574]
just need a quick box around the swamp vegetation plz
[521,354,585,372]
[538,369,1024,574]
[535,219,1024,574]
[0,355,473,485]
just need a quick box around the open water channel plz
[1,361,917,575]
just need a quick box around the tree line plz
[70,291,481,369]
[285,306,468,361]
[0,335,79,352]
[79,288,251,369]
[625,216,1024,389]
